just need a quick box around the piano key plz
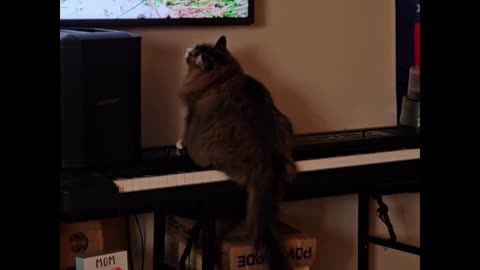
[126,179,134,192]
[184,172,196,185]
[131,178,143,191]
[167,174,176,187]
[151,177,160,189]
[177,173,185,186]
[115,180,126,193]
[192,172,201,184]
[141,177,151,190]
[113,148,419,194]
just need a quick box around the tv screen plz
[60,0,254,27]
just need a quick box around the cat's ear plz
[214,35,227,52]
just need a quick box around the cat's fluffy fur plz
[180,36,297,270]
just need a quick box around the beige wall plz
[122,0,419,269]
[123,0,397,147]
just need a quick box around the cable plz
[126,216,134,270]
[135,214,145,270]
[373,195,397,250]
[179,223,201,270]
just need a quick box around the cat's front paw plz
[175,139,189,156]
[176,139,184,150]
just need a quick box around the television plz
[60,0,254,27]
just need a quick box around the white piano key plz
[192,172,201,185]
[158,176,167,188]
[199,171,211,183]
[115,180,126,193]
[205,171,215,182]
[114,179,132,192]
[190,172,202,185]
[212,171,228,182]
[141,177,151,190]
[195,171,204,184]
[176,173,185,186]
[189,172,201,185]
[159,175,171,188]
[132,178,142,191]
[194,172,203,184]
[183,172,195,185]
[149,176,160,189]
[123,179,133,192]
[167,174,176,187]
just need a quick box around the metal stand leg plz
[153,212,166,270]
[202,208,216,270]
[358,192,369,270]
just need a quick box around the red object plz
[414,23,420,66]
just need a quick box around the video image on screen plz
[60,0,249,20]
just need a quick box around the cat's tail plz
[246,153,295,270]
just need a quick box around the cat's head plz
[185,36,241,73]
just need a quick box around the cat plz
[179,36,297,270]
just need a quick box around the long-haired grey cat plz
[179,36,297,270]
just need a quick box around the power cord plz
[126,216,134,270]
[373,195,397,250]
[179,223,202,270]
[127,214,145,270]
[135,214,145,270]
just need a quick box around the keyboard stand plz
[152,180,420,270]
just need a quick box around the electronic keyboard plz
[112,148,418,193]
[60,125,420,222]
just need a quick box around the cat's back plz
[221,74,293,140]
[222,74,275,108]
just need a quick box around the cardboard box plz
[60,217,128,270]
[165,214,316,270]
[221,223,316,270]
[76,249,128,270]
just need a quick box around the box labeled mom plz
[76,249,128,270]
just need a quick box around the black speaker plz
[60,28,141,168]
